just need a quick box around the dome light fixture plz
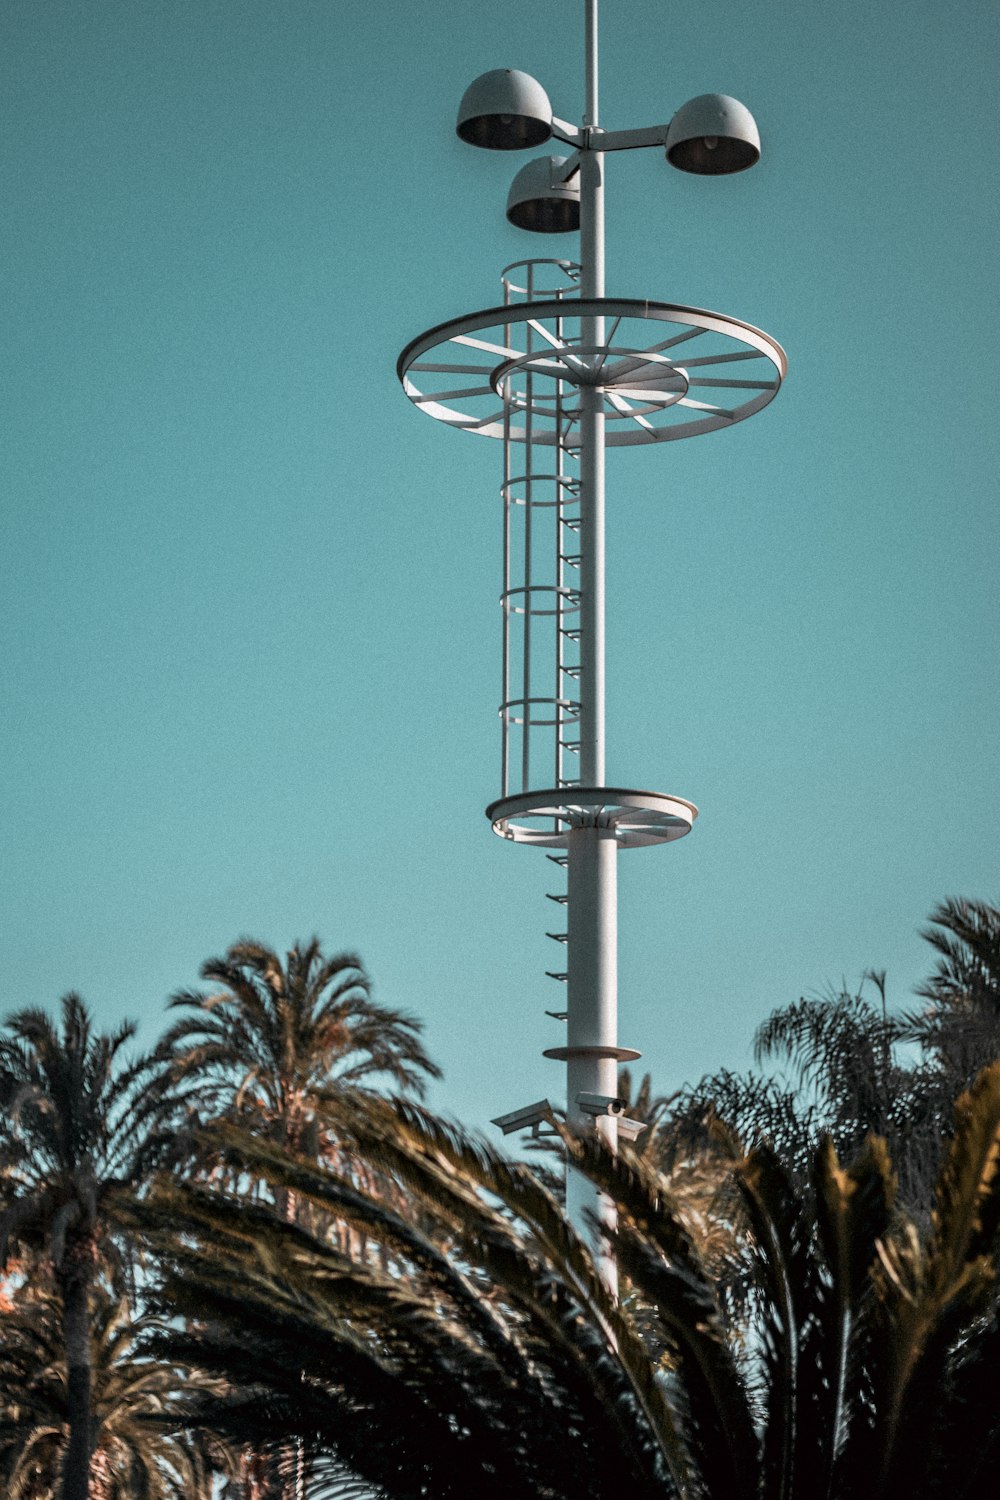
[506,156,581,233]
[456,68,554,150]
[665,93,760,174]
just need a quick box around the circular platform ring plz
[500,257,581,300]
[493,343,691,422]
[500,694,581,729]
[399,297,786,446]
[485,786,697,849]
[543,1045,641,1062]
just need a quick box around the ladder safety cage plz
[499,260,584,820]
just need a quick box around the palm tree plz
[658,975,911,1168]
[159,939,440,1498]
[0,1276,236,1498]
[659,903,1000,1218]
[161,937,440,1158]
[134,1066,1000,1500]
[902,896,1000,1088]
[0,996,179,1500]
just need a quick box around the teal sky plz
[2,0,998,1129]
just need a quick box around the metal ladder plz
[498,259,582,1027]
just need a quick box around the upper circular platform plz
[399,298,785,446]
[485,786,697,849]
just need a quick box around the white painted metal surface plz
[457,69,554,150]
[506,156,581,232]
[485,787,697,848]
[398,300,785,444]
[399,0,784,1287]
[666,92,761,174]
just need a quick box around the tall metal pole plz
[565,0,618,1269]
[402,0,782,1295]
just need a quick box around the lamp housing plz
[506,155,580,233]
[665,93,760,174]
[457,68,553,150]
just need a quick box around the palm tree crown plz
[0,1278,235,1500]
[159,939,440,1500]
[656,900,1000,1220]
[0,996,174,1258]
[0,994,179,1500]
[903,896,1000,1087]
[161,939,440,1153]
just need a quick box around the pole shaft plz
[566,824,618,1292]
[578,0,605,781]
[566,830,617,1107]
[584,0,599,127]
[565,0,618,1290]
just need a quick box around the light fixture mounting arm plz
[551,116,585,148]
[551,119,676,155]
[596,123,672,152]
[553,151,583,184]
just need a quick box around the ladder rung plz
[559,740,579,752]
[545,1010,568,1021]
[545,971,568,983]
[560,665,580,679]
[546,931,568,944]
[546,892,569,905]
[558,779,580,789]
[547,854,568,867]
[560,554,581,567]
[560,628,581,641]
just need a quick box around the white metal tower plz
[398,0,785,1263]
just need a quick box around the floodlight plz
[506,155,581,233]
[457,68,554,150]
[665,93,760,174]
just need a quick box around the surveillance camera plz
[576,1092,627,1118]
[491,1099,557,1137]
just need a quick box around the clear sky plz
[1,0,997,1131]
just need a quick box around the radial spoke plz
[676,397,735,419]
[612,373,686,390]
[641,327,706,354]
[606,390,657,437]
[678,349,766,369]
[452,333,524,359]
[611,387,682,404]
[527,319,590,376]
[526,357,578,378]
[600,327,705,383]
[414,385,495,404]
[527,318,572,350]
[687,376,778,390]
[603,360,668,386]
[410,361,497,375]
[459,409,509,430]
[596,315,623,371]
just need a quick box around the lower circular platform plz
[485,786,697,849]
[542,1044,641,1062]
